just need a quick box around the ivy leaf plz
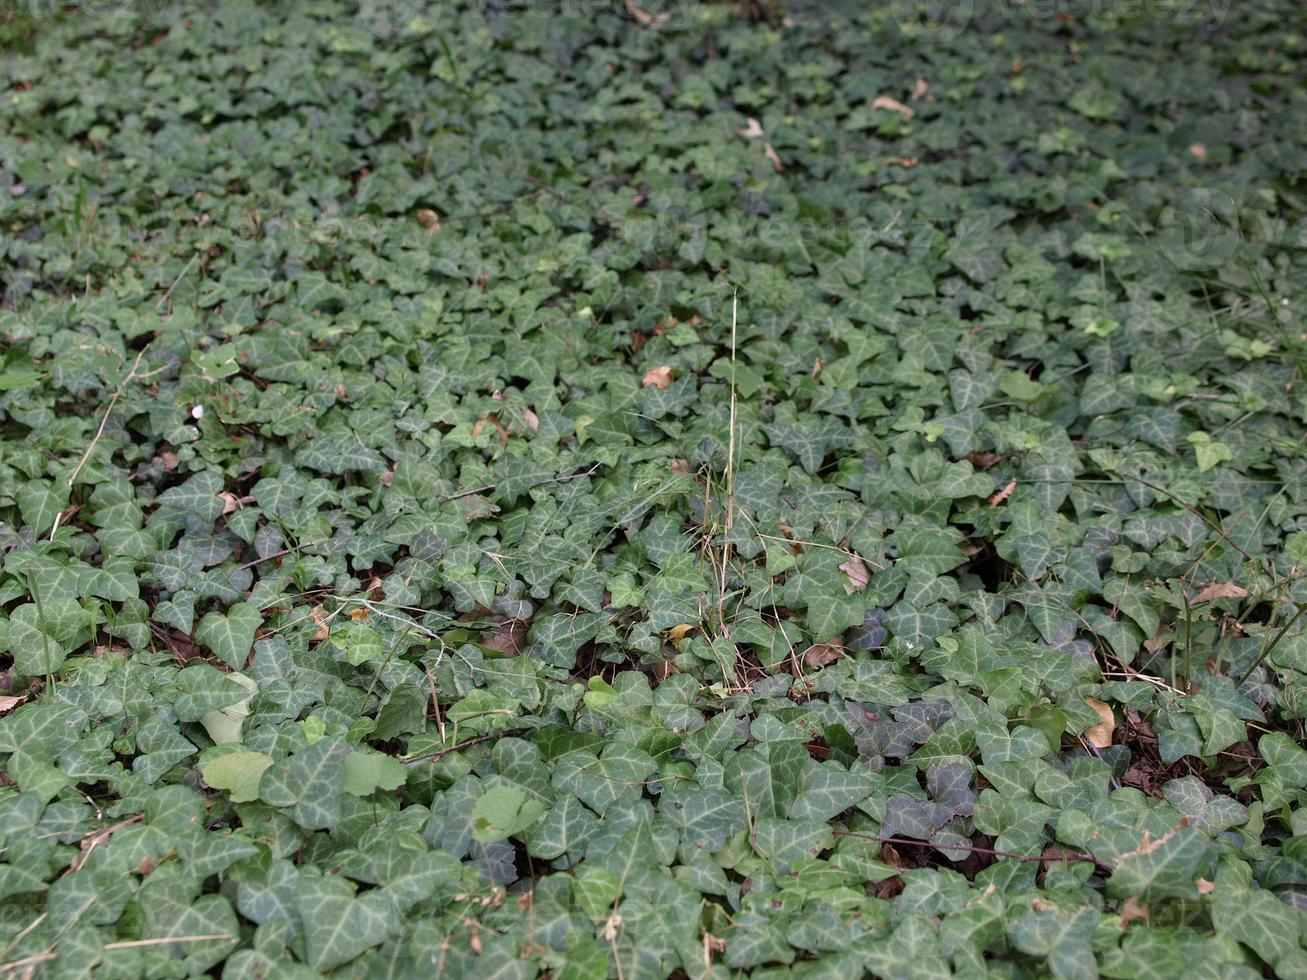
[294,876,393,972]
[9,599,87,676]
[194,602,262,670]
[259,737,348,830]
[472,785,547,842]
[1211,885,1307,976]
[341,750,408,797]
[1106,824,1211,900]
[16,479,69,535]
[201,751,274,803]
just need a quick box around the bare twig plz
[157,252,199,309]
[0,934,232,973]
[623,0,669,27]
[66,345,151,491]
[235,540,327,571]
[437,463,600,502]
[401,731,506,766]
[1122,473,1257,566]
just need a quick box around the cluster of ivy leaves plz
[1,0,1307,975]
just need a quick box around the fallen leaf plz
[0,695,27,716]
[348,606,370,622]
[642,365,673,388]
[803,642,844,668]
[622,0,668,27]
[739,117,765,139]
[219,491,241,515]
[653,658,679,682]
[1084,697,1115,749]
[1196,878,1216,895]
[309,606,331,643]
[1192,581,1249,604]
[1143,625,1170,655]
[988,479,1017,507]
[1188,143,1208,162]
[602,912,623,942]
[839,554,870,594]
[886,156,918,168]
[968,451,1003,470]
[666,623,695,648]
[1119,895,1149,926]
[159,451,179,471]
[473,412,510,447]
[763,143,785,173]
[416,208,441,232]
[872,94,914,119]
[482,619,529,657]
[522,407,540,433]
[668,458,693,476]
[911,76,929,101]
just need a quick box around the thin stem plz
[1237,603,1307,686]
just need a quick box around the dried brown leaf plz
[988,479,1017,507]
[309,606,331,643]
[416,208,441,232]
[1192,581,1250,604]
[482,619,529,658]
[642,365,673,389]
[803,642,844,668]
[872,94,914,119]
[839,554,870,594]
[473,412,510,447]
[1119,895,1150,926]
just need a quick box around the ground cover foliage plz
[1,0,1307,975]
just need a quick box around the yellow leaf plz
[1084,697,1115,749]
[666,623,695,648]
